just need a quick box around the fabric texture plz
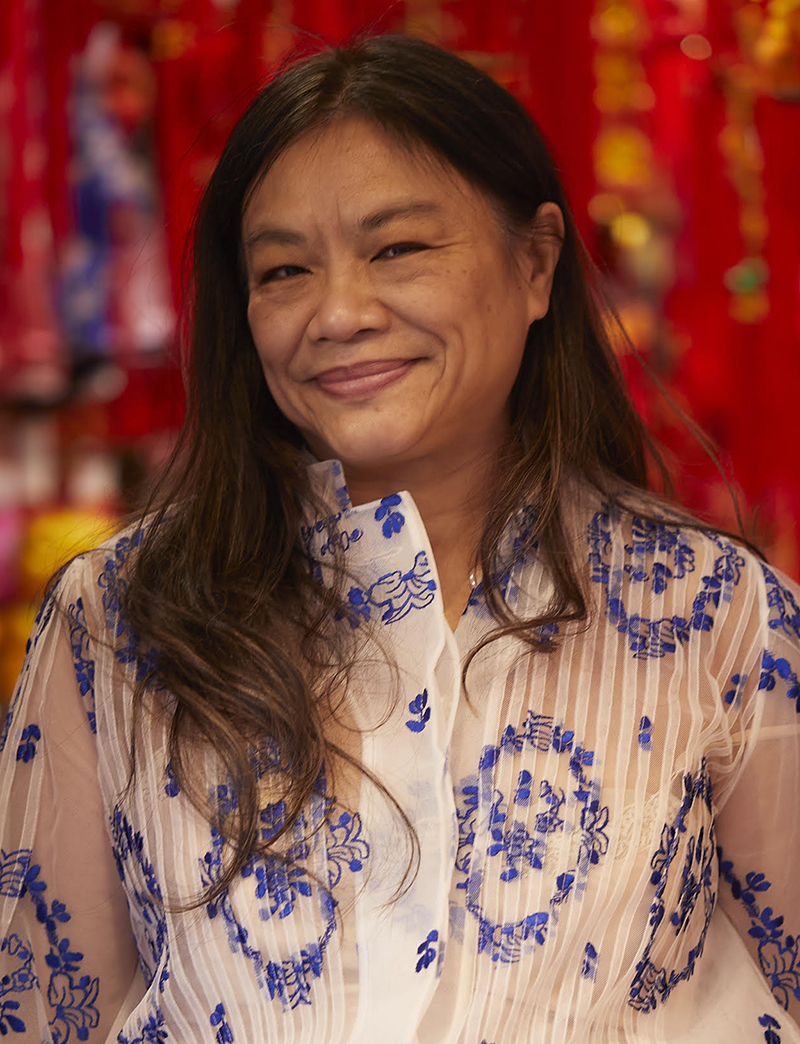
[1,458,799,1043]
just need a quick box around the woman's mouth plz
[314,359,416,400]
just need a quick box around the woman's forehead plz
[241,117,485,234]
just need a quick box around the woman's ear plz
[523,202,565,324]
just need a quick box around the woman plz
[1,33,798,1044]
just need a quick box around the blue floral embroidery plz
[723,672,747,709]
[199,775,366,1010]
[761,563,800,640]
[325,809,370,888]
[15,725,40,764]
[406,689,430,733]
[638,716,653,751]
[629,763,716,1013]
[582,942,598,981]
[117,1005,168,1043]
[110,809,168,992]
[68,598,96,733]
[1,859,101,1041]
[346,551,437,626]
[0,933,37,993]
[589,508,744,659]
[1,587,59,756]
[97,530,159,684]
[759,651,800,713]
[760,1014,782,1044]
[300,512,363,559]
[163,764,180,798]
[0,1000,26,1035]
[622,518,695,593]
[455,711,607,963]
[201,826,336,1011]
[415,930,439,972]
[0,850,31,898]
[374,495,405,539]
[718,854,800,1009]
[210,1002,234,1043]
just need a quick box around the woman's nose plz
[308,265,390,344]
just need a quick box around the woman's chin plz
[307,432,423,474]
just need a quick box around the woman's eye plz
[375,242,427,260]
[259,264,308,284]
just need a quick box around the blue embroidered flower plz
[405,689,430,733]
[456,713,607,964]
[723,672,747,708]
[415,930,438,972]
[374,495,405,538]
[629,764,716,1013]
[6,859,101,1040]
[638,716,653,750]
[339,587,371,629]
[759,651,800,713]
[163,764,180,798]
[582,941,598,981]
[326,809,369,888]
[210,1002,234,1043]
[0,932,37,993]
[200,826,335,1010]
[551,725,574,753]
[69,598,96,732]
[0,1000,26,1035]
[760,1013,782,1044]
[514,770,533,805]
[110,809,167,990]
[117,1005,167,1043]
[0,850,32,899]
[719,856,800,1010]
[761,563,800,640]
[589,508,744,659]
[15,725,40,764]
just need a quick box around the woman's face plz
[243,117,560,475]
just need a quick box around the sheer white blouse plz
[1,459,799,1044]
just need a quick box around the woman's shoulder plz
[574,486,799,663]
[50,521,149,636]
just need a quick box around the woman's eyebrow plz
[244,226,306,253]
[244,200,444,255]
[358,200,444,232]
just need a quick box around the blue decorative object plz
[582,942,598,981]
[629,763,716,1013]
[0,858,100,1041]
[415,930,439,973]
[759,650,800,713]
[406,689,430,733]
[759,1013,782,1044]
[14,725,40,764]
[589,507,744,659]
[374,495,405,539]
[719,853,799,1010]
[68,598,97,733]
[454,712,607,963]
[638,716,653,751]
[210,1002,235,1043]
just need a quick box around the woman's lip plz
[314,359,416,399]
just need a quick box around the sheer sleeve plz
[715,559,800,1028]
[0,560,142,1042]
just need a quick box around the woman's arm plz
[715,563,800,1029]
[1,564,142,1042]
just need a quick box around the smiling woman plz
[1,33,799,1044]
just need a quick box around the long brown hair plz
[121,33,679,901]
